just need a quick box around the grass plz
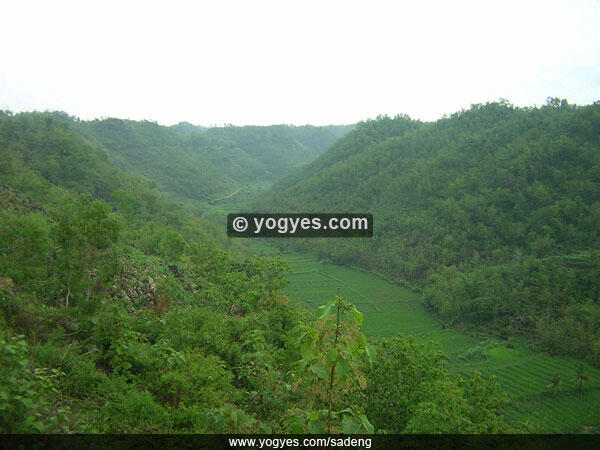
[250,241,600,433]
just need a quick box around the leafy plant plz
[290,296,374,433]
[0,334,69,433]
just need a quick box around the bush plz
[0,333,69,432]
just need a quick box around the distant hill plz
[73,118,351,202]
[170,121,206,137]
[204,124,353,176]
[254,100,600,365]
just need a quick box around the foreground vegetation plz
[0,110,505,433]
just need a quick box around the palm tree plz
[548,373,562,395]
[574,366,589,396]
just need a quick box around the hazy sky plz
[1,0,599,126]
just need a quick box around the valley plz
[249,242,600,432]
[2,103,599,434]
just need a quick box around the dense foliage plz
[365,336,505,433]
[74,117,350,202]
[205,124,352,178]
[0,110,504,433]
[254,99,600,366]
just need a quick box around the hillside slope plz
[0,110,505,434]
[254,100,600,365]
[204,124,352,176]
[74,118,350,202]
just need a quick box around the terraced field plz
[253,243,600,432]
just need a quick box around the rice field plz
[252,243,600,432]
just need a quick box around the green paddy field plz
[251,243,600,433]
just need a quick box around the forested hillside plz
[73,117,350,202]
[254,99,600,366]
[204,124,352,177]
[0,111,504,433]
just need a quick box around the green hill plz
[254,99,600,366]
[204,124,352,177]
[73,118,351,202]
[1,110,504,434]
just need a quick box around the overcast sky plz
[1,0,599,126]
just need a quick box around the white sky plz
[1,0,599,126]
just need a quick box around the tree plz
[574,366,589,396]
[287,297,374,434]
[51,195,121,306]
[365,335,506,433]
[0,211,50,289]
[548,373,562,395]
